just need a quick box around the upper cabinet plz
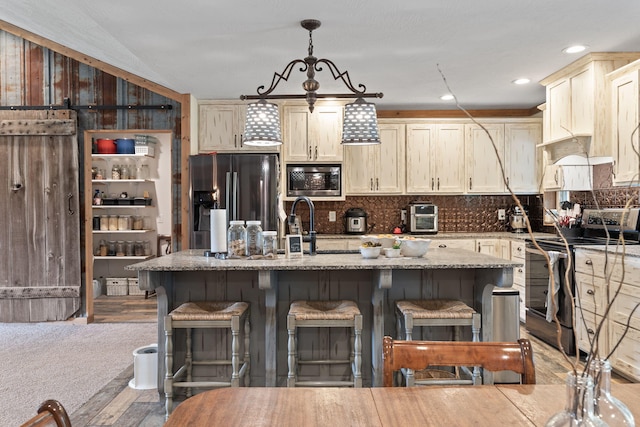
[282,104,343,162]
[539,53,640,162]
[198,101,278,153]
[608,59,640,186]
[344,122,405,194]
[465,123,505,193]
[465,120,541,194]
[406,123,465,194]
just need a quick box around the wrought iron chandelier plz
[240,19,384,146]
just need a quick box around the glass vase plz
[545,372,606,427]
[588,358,635,426]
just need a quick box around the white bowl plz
[399,238,431,257]
[360,246,382,259]
[360,235,396,248]
[384,248,402,258]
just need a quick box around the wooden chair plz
[382,336,536,387]
[19,400,71,427]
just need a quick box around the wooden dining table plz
[164,384,640,426]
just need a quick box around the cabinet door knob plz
[586,289,595,295]
[587,328,595,335]
[585,259,593,265]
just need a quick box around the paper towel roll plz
[210,209,228,253]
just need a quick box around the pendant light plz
[240,19,383,146]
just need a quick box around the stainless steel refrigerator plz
[189,153,279,249]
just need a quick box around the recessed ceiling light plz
[440,94,454,101]
[562,45,588,54]
[512,78,531,85]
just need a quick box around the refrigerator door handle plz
[232,171,238,220]
[226,171,232,220]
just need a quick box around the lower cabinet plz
[431,239,476,251]
[510,240,527,323]
[575,248,640,381]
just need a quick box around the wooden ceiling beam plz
[0,19,185,102]
[377,107,540,119]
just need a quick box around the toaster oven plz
[408,203,438,234]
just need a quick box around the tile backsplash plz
[286,194,543,235]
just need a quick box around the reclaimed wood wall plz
[0,28,184,319]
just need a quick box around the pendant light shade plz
[341,98,381,145]
[242,100,283,146]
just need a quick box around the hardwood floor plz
[75,296,630,427]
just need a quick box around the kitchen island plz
[127,248,521,390]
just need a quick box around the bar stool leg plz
[231,315,240,387]
[472,313,482,384]
[287,315,296,387]
[404,313,415,387]
[164,317,173,421]
[185,328,193,398]
[353,314,363,388]
[244,315,251,387]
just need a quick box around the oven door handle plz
[525,246,569,258]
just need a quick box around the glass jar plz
[134,240,144,256]
[100,215,109,231]
[132,215,144,230]
[125,241,134,256]
[588,358,634,426]
[545,372,606,427]
[120,164,129,180]
[227,220,246,256]
[107,240,116,256]
[143,241,151,256]
[262,231,277,257]
[117,215,131,231]
[108,215,118,231]
[115,241,125,257]
[111,164,121,180]
[245,220,263,256]
[98,239,108,256]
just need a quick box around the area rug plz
[0,321,157,426]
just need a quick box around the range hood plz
[537,134,592,164]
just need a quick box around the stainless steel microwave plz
[286,164,341,197]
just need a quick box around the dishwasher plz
[492,287,521,383]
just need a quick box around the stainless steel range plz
[525,208,640,355]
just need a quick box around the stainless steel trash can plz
[492,287,520,383]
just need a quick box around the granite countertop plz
[317,232,553,241]
[126,248,522,272]
[574,244,640,258]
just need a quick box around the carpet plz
[0,321,157,426]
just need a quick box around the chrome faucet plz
[290,196,316,255]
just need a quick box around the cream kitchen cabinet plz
[542,164,593,191]
[575,248,640,381]
[540,53,640,160]
[198,101,278,153]
[608,61,640,186]
[466,121,541,194]
[344,123,405,194]
[431,239,476,252]
[282,104,343,162]
[465,123,505,193]
[510,240,527,322]
[504,122,541,193]
[406,123,465,194]
[476,238,511,260]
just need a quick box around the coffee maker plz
[509,205,528,233]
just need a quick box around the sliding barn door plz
[0,110,81,322]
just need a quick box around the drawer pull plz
[586,289,595,295]
[587,328,595,335]
[585,260,593,265]
[517,247,522,252]
[438,244,447,248]
[518,268,523,273]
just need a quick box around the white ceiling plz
[2,0,640,110]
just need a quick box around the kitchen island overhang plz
[127,249,522,391]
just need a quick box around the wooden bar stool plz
[395,299,481,386]
[287,300,363,387]
[164,301,250,419]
